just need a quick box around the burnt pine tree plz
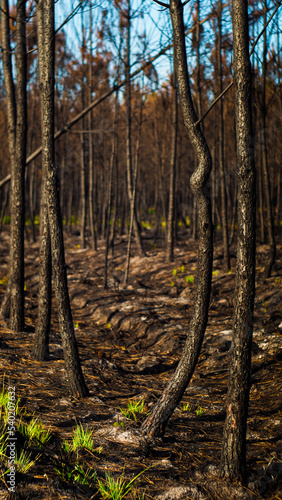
[0,0,16,320]
[0,0,27,332]
[31,0,52,361]
[261,0,276,277]
[217,0,230,272]
[166,71,178,263]
[141,0,213,440]
[36,0,89,397]
[220,0,256,482]
[124,0,145,258]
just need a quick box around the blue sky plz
[54,0,282,92]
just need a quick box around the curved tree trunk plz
[220,0,256,483]
[141,0,213,441]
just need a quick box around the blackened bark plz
[9,0,27,331]
[36,0,89,397]
[261,0,276,277]
[220,0,256,483]
[0,0,16,319]
[32,183,51,360]
[217,0,230,271]
[80,14,87,249]
[104,92,118,288]
[141,0,213,440]
[195,0,202,124]
[80,126,87,249]
[0,185,9,235]
[124,0,144,258]
[32,0,52,361]
[80,24,87,249]
[88,4,97,252]
[124,89,143,284]
[167,72,178,263]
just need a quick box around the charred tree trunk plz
[32,189,51,361]
[167,72,178,262]
[217,0,230,271]
[124,90,144,284]
[80,14,87,249]
[10,0,27,332]
[0,0,16,320]
[88,2,97,252]
[220,0,256,482]
[0,185,9,235]
[36,0,89,397]
[261,0,276,277]
[141,0,213,441]
[124,0,144,257]
[104,91,118,288]
[1,0,27,331]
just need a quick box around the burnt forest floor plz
[0,226,281,500]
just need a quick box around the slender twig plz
[153,0,170,8]
[249,0,281,57]
[195,81,234,127]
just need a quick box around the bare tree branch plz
[153,0,170,8]
[195,0,282,127]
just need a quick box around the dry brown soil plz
[0,228,281,500]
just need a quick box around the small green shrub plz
[185,275,194,284]
[0,277,8,286]
[181,403,191,412]
[119,400,147,422]
[72,422,95,452]
[17,418,51,448]
[113,421,125,428]
[14,449,40,473]
[196,406,204,417]
[54,462,96,486]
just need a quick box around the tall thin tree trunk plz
[217,0,230,271]
[124,0,144,257]
[220,0,256,482]
[104,91,119,288]
[167,72,178,262]
[80,10,87,248]
[124,91,144,284]
[29,161,36,242]
[32,187,51,360]
[261,0,276,277]
[196,0,202,125]
[9,0,27,331]
[88,1,97,251]
[0,0,19,322]
[258,152,265,242]
[36,0,89,397]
